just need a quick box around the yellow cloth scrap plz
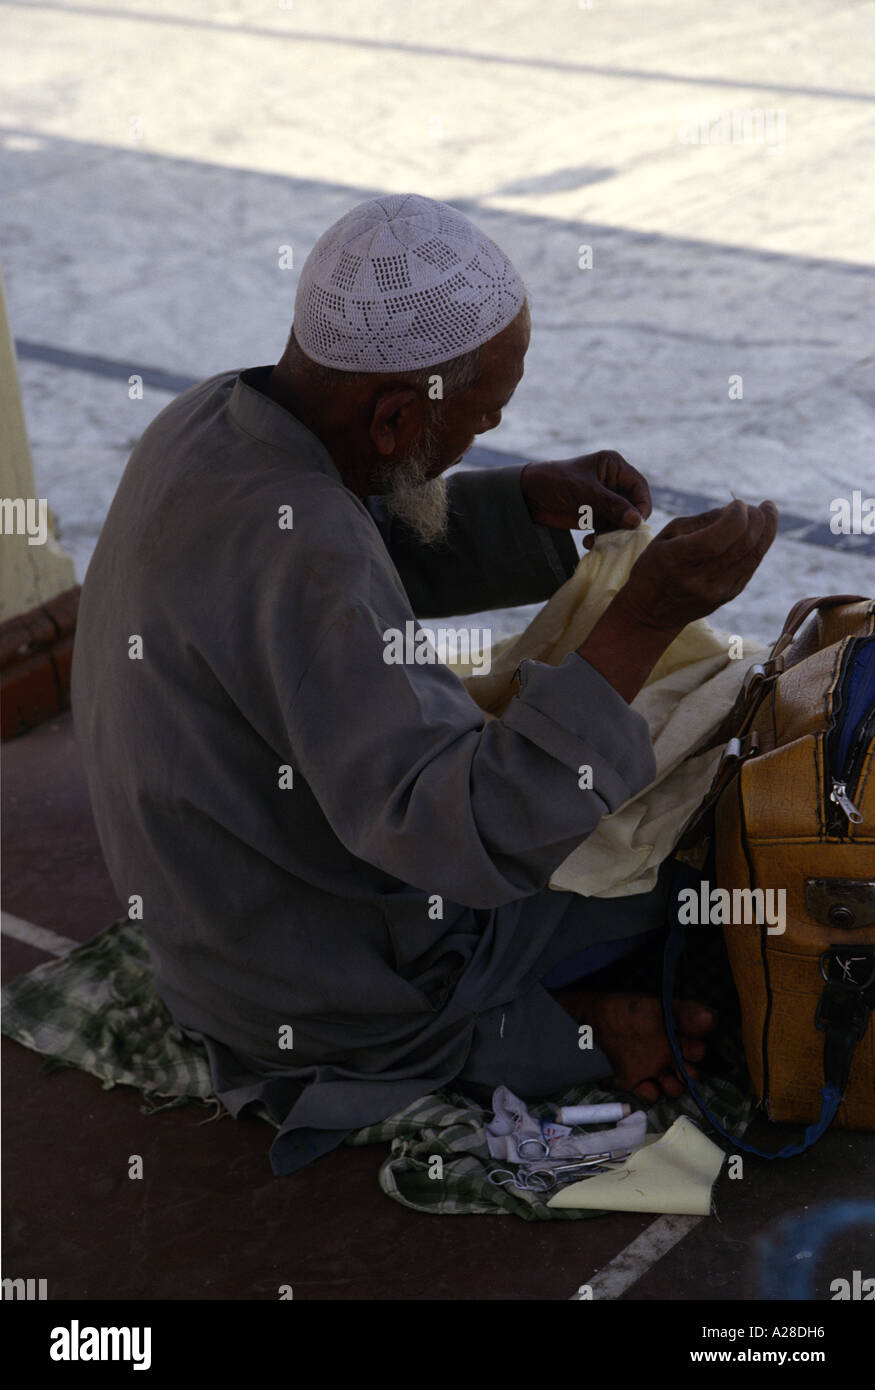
[546,1115,725,1214]
[457,525,772,899]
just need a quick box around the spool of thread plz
[557,1102,631,1125]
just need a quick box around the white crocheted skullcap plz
[292,193,527,373]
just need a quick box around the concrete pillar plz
[1,259,76,621]
[1,260,79,736]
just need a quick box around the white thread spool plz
[558,1102,630,1125]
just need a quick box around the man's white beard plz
[377,419,450,546]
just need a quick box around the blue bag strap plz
[662,862,844,1158]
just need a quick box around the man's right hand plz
[575,499,779,703]
[617,499,779,632]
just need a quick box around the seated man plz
[71,193,778,1175]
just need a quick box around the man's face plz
[428,304,531,477]
[378,305,530,545]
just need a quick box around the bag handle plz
[674,593,868,860]
[661,863,867,1159]
[769,593,866,662]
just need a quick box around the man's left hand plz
[521,451,652,548]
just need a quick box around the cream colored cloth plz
[547,1115,725,1214]
[456,525,772,898]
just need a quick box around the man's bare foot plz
[550,986,716,1102]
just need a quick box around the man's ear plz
[369,386,426,457]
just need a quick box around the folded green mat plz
[1,918,757,1219]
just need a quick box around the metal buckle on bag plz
[742,663,768,706]
[818,946,875,991]
[805,879,875,931]
[717,731,760,776]
[815,947,875,1040]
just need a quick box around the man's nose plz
[476,411,502,434]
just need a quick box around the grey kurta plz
[71,366,658,1174]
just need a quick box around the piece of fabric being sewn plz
[457,524,772,898]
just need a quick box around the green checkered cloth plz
[1,918,757,1219]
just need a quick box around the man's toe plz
[674,1000,717,1036]
[630,1078,661,1103]
[659,1071,685,1099]
[680,1037,706,1063]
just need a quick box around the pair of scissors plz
[488,1168,554,1192]
[488,1150,631,1192]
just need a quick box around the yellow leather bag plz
[672,594,875,1145]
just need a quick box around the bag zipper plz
[825,638,875,835]
[830,779,864,826]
